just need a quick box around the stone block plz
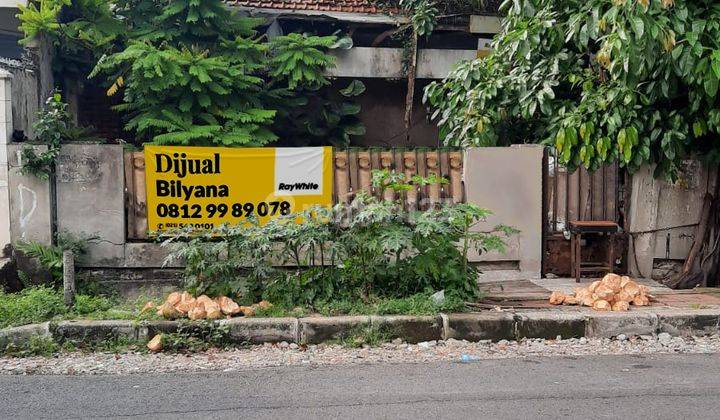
[53,320,139,344]
[585,312,658,338]
[78,268,183,299]
[219,317,298,344]
[124,242,182,268]
[370,315,442,343]
[0,322,51,349]
[657,310,720,337]
[299,316,370,344]
[142,320,180,338]
[515,311,586,340]
[445,312,515,342]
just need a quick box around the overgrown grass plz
[2,336,60,357]
[328,325,393,348]
[0,286,157,329]
[254,293,469,318]
[1,287,471,331]
[2,336,150,358]
[160,321,231,352]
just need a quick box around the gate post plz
[0,69,13,250]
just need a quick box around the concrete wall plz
[464,145,545,279]
[7,140,712,284]
[628,161,718,279]
[56,144,126,265]
[6,143,52,245]
[3,143,548,277]
[327,47,476,79]
[4,142,177,268]
[4,65,40,139]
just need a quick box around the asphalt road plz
[2,353,720,419]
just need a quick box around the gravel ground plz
[2,333,719,376]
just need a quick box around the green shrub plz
[165,170,516,308]
[0,286,65,329]
[73,294,114,316]
[316,293,467,316]
[161,321,230,352]
[3,336,60,358]
[14,231,92,286]
[0,287,121,329]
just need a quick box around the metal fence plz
[546,149,625,234]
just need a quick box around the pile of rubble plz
[143,292,271,320]
[549,274,653,311]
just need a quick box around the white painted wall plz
[327,47,477,79]
[0,2,23,9]
[464,145,545,278]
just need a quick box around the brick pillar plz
[0,69,13,250]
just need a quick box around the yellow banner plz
[144,146,333,232]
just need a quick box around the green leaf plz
[705,77,719,97]
[331,36,353,50]
[338,103,361,116]
[344,123,366,136]
[339,80,366,97]
[630,16,644,39]
[555,128,566,152]
[627,126,639,146]
[712,51,720,79]
[565,127,578,146]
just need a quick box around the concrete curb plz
[3,309,720,349]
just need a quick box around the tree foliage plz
[18,0,364,147]
[426,0,720,178]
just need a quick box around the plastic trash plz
[460,354,480,363]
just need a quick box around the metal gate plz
[543,148,628,276]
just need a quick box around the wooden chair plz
[569,221,619,283]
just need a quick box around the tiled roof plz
[228,0,382,14]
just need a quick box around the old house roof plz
[227,1,501,15]
[227,0,382,14]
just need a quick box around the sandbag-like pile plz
[548,274,653,311]
[142,291,272,320]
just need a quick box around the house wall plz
[327,47,476,79]
[344,78,439,148]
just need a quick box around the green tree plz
[18,0,362,146]
[425,0,720,178]
[425,0,720,288]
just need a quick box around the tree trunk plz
[403,30,418,144]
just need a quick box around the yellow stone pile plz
[142,291,271,320]
[144,292,273,352]
[548,274,653,311]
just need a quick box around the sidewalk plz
[478,277,720,311]
[3,277,720,351]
